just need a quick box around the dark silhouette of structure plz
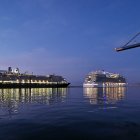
[115,32,140,52]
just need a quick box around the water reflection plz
[0,88,68,116]
[84,87,126,105]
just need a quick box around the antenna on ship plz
[115,32,140,52]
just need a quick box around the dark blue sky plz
[0,0,140,84]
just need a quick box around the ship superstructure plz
[0,67,70,88]
[83,70,126,88]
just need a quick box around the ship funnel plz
[8,67,12,73]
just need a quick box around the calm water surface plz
[0,87,140,140]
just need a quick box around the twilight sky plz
[0,0,140,85]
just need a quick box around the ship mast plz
[115,32,140,52]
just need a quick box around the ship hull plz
[83,82,127,88]
[0,83,70,88]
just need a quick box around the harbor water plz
[0,87,140,140]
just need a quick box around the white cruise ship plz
[83,70,127,88]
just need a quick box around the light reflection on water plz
[83,87,126,105]
[0,88,68,116]
[0,87,140,140]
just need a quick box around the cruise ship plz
[83,70,126,88]
[0,67,70,88]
